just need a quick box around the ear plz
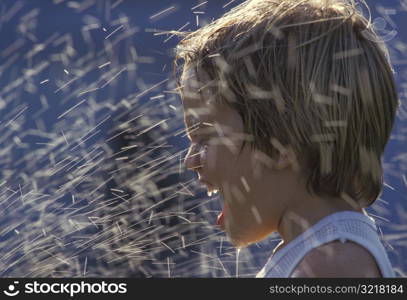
[274,150,291,170]
[274,146,300,172]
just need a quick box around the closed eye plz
[185,124,216,145]
[189,135,207,145]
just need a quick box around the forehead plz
[181,68,214,125]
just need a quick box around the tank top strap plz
[256,210,395,277]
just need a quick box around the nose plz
[184,143,203,171]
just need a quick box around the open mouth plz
[198,179,225,230]
[206,188,219,197]
[216,204,226,231]
[198,179,219,197]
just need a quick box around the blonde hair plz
[174,0,399,207]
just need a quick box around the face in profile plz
[181,67,287,248]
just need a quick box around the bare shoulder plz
[291,240,382,278]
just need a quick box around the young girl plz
[175,0,398,277]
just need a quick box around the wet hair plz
[174,0,399,207]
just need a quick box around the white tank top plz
[256,210,395,277]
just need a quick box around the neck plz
[275,194,363,253]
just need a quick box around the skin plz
[291,240,382,277]
[181,67,381,277]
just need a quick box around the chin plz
[228,236,250,248]
[226,226,257,248]
[226,224,272,248]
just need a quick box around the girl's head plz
[175,0,399,247]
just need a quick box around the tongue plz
[216,207,226,231]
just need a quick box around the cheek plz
[204,143,219,174]
[206,144,240,184]
[204,134,247,183]
[200,145,208,167]
[223,148,256,203]
[202,142,232,187]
